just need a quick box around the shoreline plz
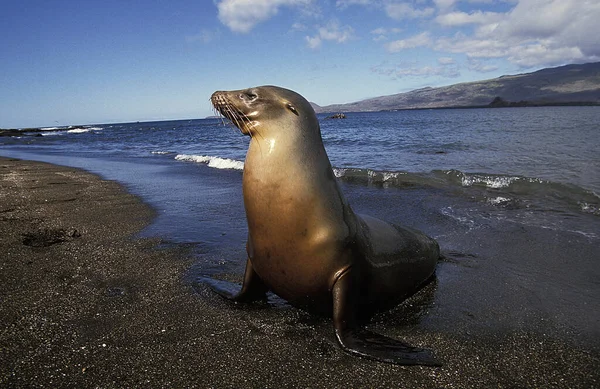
[1,156,598,388]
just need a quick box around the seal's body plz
[210,86,440,366]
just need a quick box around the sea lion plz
[208,85,441,366]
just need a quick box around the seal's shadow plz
[196,273,439,328]
[195,275,340,354]
[370,276,438,327]
[195,275,290,310]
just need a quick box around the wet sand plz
[1,156,598,388]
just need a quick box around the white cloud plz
[216,0,314,33]
[370,27,403,35]
[370,27,402,41]
[291,22,307,31]
[385,2,435,20]
[371,27,387,35]
[433,0,458,11]
[432,0,600,68]
[497,0,600,59]
[372,61,460,79]
[216,0,600,69]
[507,44,585,68]
[336,0,374,8]
[438,56,455,65]
[305,20,354,49]
[435,11,504,26]
[467,58,498,72]
[385,32,432,52]
[306,35,322,49]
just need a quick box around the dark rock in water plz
[22,228,81,247]
[488,96,530,108]
[0,129,25,137]
[0,125,89,137]
[326,113,346,119]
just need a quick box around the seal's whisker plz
[212,104,227,128]
[210,96,225,128]
[226,104,244,133]
[214,96,240,134]
[215,107,227,127]
[240,110,254,138]
[221,105,239,135]
[237,111,250,134]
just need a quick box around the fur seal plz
[208,85,441,366]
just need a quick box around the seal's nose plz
[210,91,226,109]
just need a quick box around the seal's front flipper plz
[332,268,441,366]
[199,276,247,300]
[203,258,269,303]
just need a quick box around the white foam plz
[68,126,103,133]
[460,174,519,189]
[579,202,600,216]
[440,206,478,229]
[333,168,346,178]
[381,171,399,181]
[333,168,400,182]
[368,169,399,182]
[67,128,91,134]
[39,126,102,135]
[41,131,65,136]
[151,151,172,155]
[175,154,244,170]
[488,196,511,205]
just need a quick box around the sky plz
[1,0,598,128]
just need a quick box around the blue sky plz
[1,0,598,128]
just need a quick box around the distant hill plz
[313,62,600,113]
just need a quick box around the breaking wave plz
[170,153,598,217]
[175,154,244,170]
[333,167,599,216]
[40,126,103,136]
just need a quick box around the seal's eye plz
[240,92,258,102]
[286,103,299,116]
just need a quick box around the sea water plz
[2,107,598,236]
[2,106,599,347]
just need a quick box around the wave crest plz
[175,154,244,170]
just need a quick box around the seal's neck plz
[242,126,347,213]
[242,128,355,255]
[245,131,331,183]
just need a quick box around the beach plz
[1,156,598,388]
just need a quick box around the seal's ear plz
[286,103,299,116]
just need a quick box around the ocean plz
[2,106,599,350]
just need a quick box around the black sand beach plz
[1,156,598,388]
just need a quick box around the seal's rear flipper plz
[200,258,269,303]
[332,267,441,366]
[335,328,441,366]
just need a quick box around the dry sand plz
[1,157,598,388]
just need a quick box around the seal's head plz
[211,85,318,138]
